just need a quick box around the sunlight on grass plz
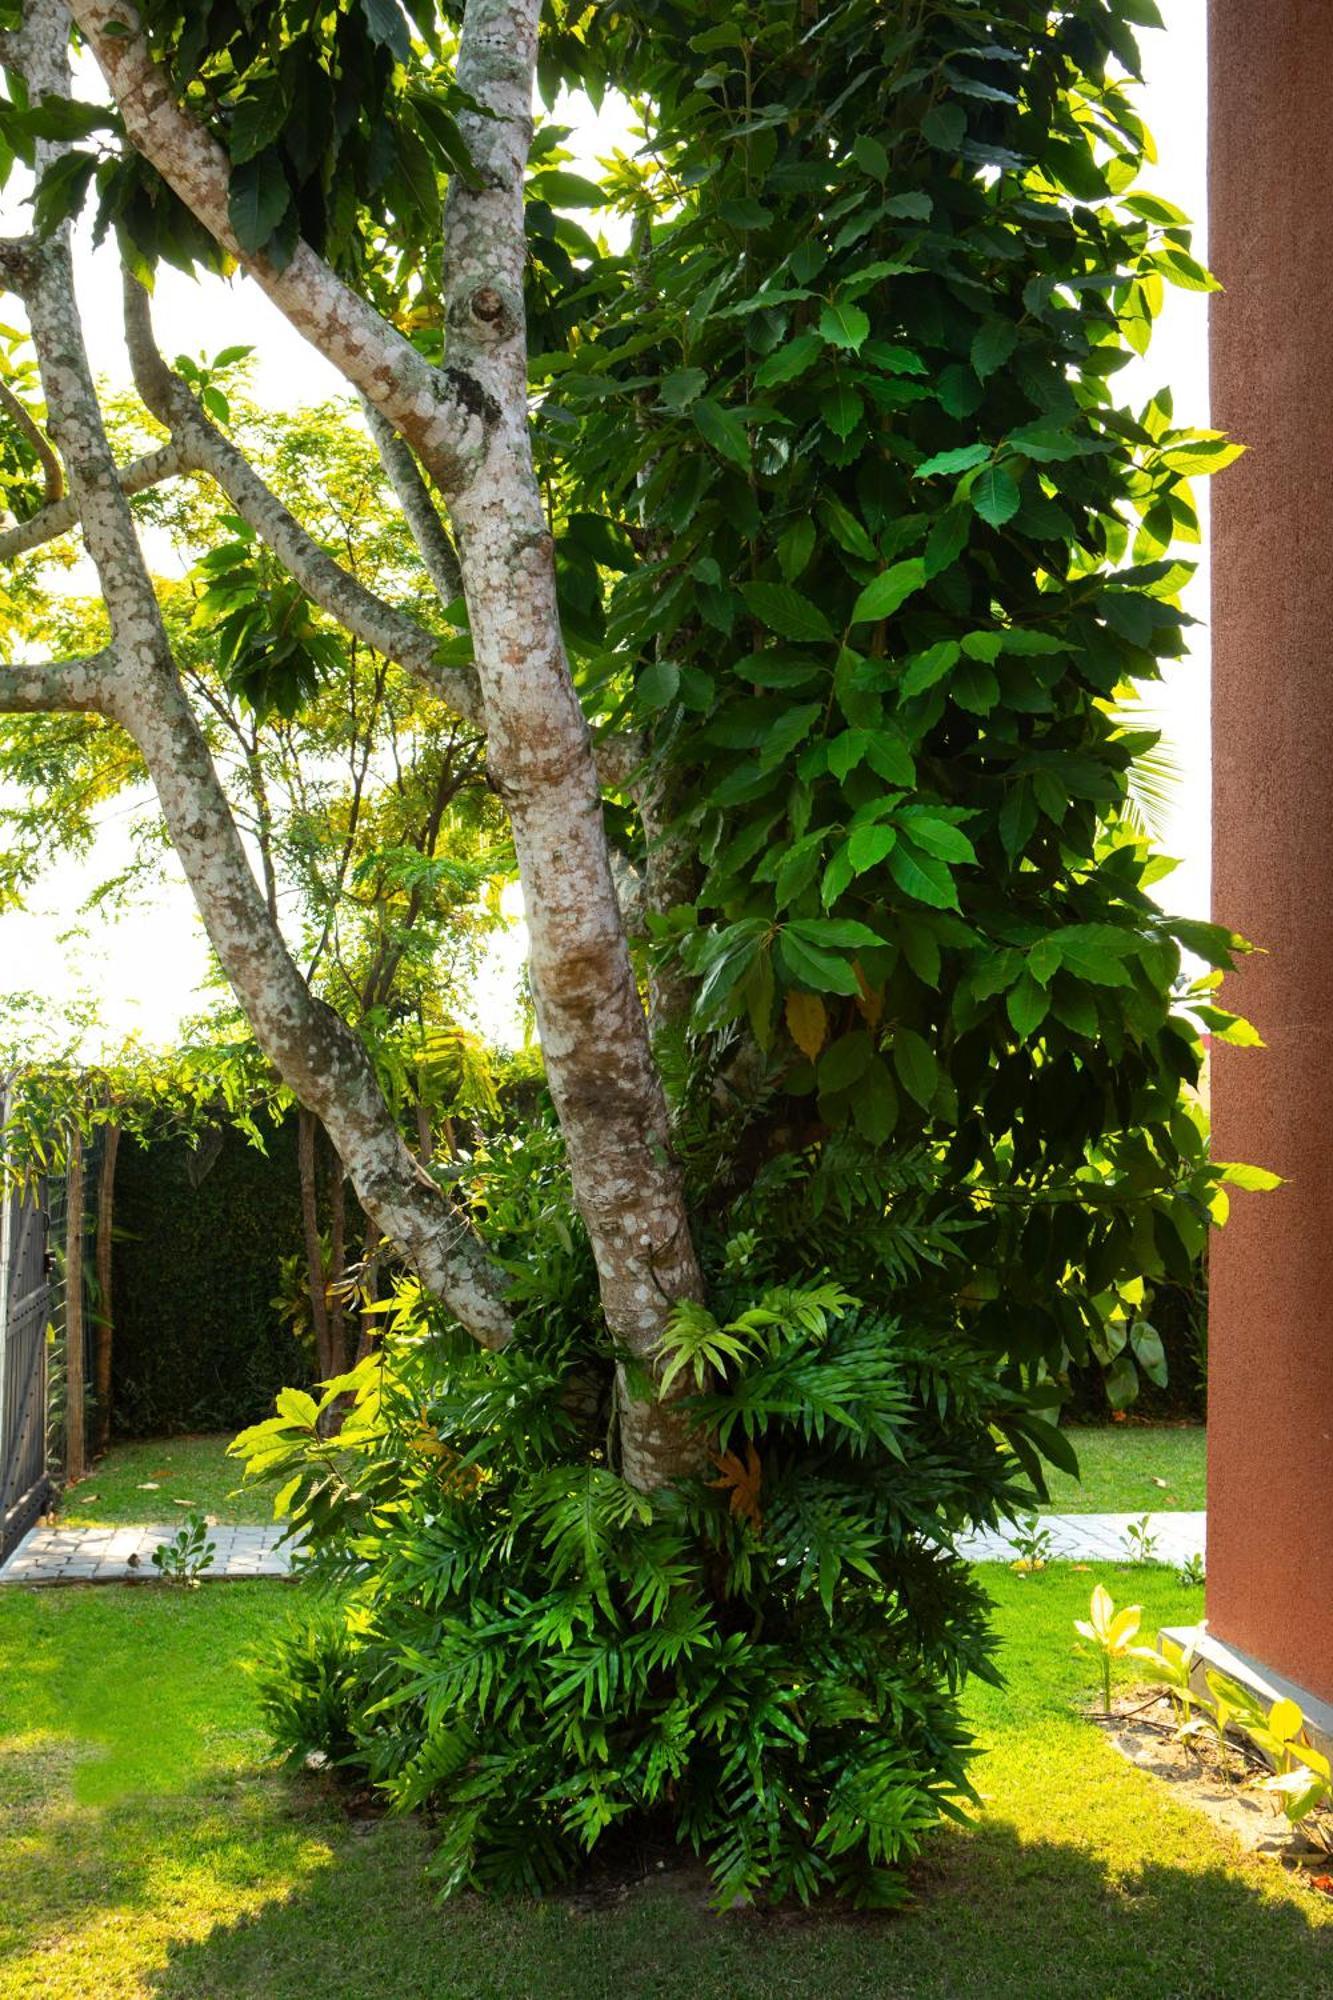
[57,1435,272,1529]
[0,1570,1328,2000]
[1036,1425,1206,1513]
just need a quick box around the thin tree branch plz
[0,439,186,559]
[358,394,464,603]
[0,380,63,501]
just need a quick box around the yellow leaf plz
[853,960,884,1027]
[1268,1697,1304,1744]
[786,989,829,1059]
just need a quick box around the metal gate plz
[0,1091,52,1560]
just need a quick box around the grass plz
[59,1420,1209,1538]
[57,1435,274,1527]
[1,1567,1329,1999]
[1039,1422,1206,1514]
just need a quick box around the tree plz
[0,0,1255,1902]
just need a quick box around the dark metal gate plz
[0,1088,52,1560]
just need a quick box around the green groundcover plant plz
[229,0,1267,1911]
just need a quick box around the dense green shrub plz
[112,1120,314,1434]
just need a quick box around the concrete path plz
[0,1522,295,1586]
[956,1511,1206,1567]
[0,1511,1205,1587]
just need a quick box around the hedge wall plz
[110,1118,313,1437]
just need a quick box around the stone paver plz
[0,1522,296,1585]
[0,1510,1203,1587]
[956,1510,1206,1567]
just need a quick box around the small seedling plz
[1074,1583,1159,1714]
[1177,1551,1206,1587]
[1010,1514,1055,1573]
[151,1510,216,1588]
[1123,1514,1159,1563]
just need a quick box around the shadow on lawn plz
[137,1806,1333,2000]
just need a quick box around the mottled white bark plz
[441,0,705,1487]
[2,0,513,1350]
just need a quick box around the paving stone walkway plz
[956,1510,1206,1567]
[0,1522,295,1586]
[0,1510,1204,1587]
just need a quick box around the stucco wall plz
[1208,0,1333,1703]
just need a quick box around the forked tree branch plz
[69,0,499,497]
[120,274,486,728]
[5,0,515,1349]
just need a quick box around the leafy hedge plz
[111,1120,313,1436]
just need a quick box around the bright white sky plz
[0,3,1209,1056]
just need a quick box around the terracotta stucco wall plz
[1208,0,1333,1703]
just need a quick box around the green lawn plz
[1039,1423,1206,1513]
[57,1435,274,1528]
[1,1567,1328,1999]
[59,1422,1208,1534]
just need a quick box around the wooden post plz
[93,1121,120,1457]
[64,1125,85,1485]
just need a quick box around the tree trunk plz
[64,1124,85,1485]
[93,1120,120,1456]
[442,0,707,1488]
[297,1108,332,1382]
[355,1219,382,1366]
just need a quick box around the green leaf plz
[848,824,897,874]
[851,1059,898,1141]
[659,367,707,409]
[971,465,1021,527]
[1006,974,1049,1040]
[819,382,864,439]
[228,150,292,254]
[819,1030,875,1093]
[819,298,871,352]
[740,582,835,644]
[914,443,992,481]
[529,169,607,208]
[971,320,1019,379]
[758,702,823,770]
[776,931,861,996]
[901,641,959,698]
[898,813,976,864]
[892,1028,938,1108]
[936,364,984,418]
[636,658,680,713]
[229,83,290,166]
[851,134,888,179]
[361,0,412,59]
[888,841,959,911]
[777,518,816,580]
[850,559,927,625]
[922,103,966,150]
[692,397,751,467]
[753,333,824,388]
